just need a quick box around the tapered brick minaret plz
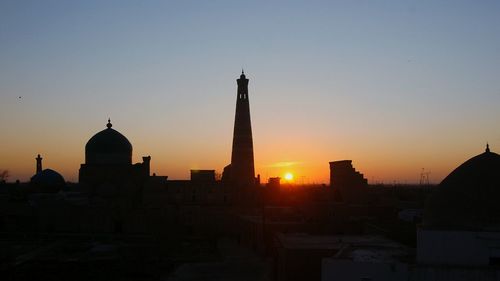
[230,71,255,187]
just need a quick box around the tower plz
[229,71,256,187]
[36,154,43,174]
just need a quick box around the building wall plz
[417,229,500,266]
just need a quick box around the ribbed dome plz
[424,145,500,230]
[85,120,132,165]
[31,169,65,192]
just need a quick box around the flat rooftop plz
[276,233,412,263]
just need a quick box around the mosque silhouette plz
[22,72,260,234]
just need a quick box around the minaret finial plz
[242,68,244,75]
[486,142,490,153]
[107,118,112,129]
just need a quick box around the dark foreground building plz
[414,144,500,280]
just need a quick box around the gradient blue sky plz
[1,0,500,183]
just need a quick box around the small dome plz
[424,145,500,230]
[85,120,132,165]
[31,169,65,192]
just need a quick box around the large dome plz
[85,120,132,165]
[424,145,500,230]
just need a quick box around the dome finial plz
[486,142,490,153]
[107,118,112,129]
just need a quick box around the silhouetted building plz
[75,119,164,233]
[190,170,216,184]
[329,160,368,203]
[424,144,500,229]
[267,177,281,188]
[79,119,150,195]
[416,144,500,280]
[223,71,256,188]
[30,154,65,193]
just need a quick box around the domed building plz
[424,144,500,230]
[79,119,151,195]
[85,119,133,165]
[77,120,174,234]
[417,144,500,273]
[30,154,65,193]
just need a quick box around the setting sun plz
[284,172,294,181]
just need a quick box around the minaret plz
[36,154,43,174]
[230,71,255,187]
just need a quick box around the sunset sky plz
[1,1,500,184]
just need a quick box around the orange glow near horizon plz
[1,1,500,187]
[0,96,494,185]
[0,124,486,185]
[284,172,294,182]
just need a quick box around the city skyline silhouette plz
[1,1,500,184]
[1,2,500,281]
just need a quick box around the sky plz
[1,0,500,184]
